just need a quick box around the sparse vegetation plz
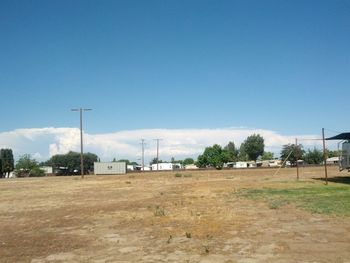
[237,184,350,215]
[154,205,165,216]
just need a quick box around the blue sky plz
[0,0,349,161]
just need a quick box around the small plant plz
[174,173,183,178]
[185,232,192,238]
[167,235,173,244]
[184,174,192,178]
[125,181,131,184]
[203,245,210,254]
[268,198,289,209]
[154,206,165,216]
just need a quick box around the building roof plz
[326,132,350,140]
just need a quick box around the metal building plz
[94,162,127,175]
[326,132,350,171]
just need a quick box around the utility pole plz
[71,108,92,178]
[141,139,145,171]
[295,138,299,180]
[322,128,328,185]
[154,138,162,171]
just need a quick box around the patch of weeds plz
[174,173,183,178]
[167,235,173,244]
[226,176,234,179]
[154,205,165,217]
[125,181,131,184]
[184,174,192,178]
[185,232,192,238]
[267,198,289,209]
[203,245,210,254]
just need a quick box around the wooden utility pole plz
[141,139,145,171]
[154,138,162,171]
[296,138,299,180]
[322,128,328,185]
[71,108,92,179]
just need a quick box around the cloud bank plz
[0,127,327,162]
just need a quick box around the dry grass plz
[0,166,349,262]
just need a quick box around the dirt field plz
[0,166,349,263]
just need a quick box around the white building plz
[151,163,182,171]
[326,157,339,165]
[94,162,126,175]
[184,164,198,170]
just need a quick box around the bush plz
[29,167,45,177]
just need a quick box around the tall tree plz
[280,144,304,166]
[238,142,248,161]
[197,144,229,169]
[224,141,239,162]
[0,149,14,178]
[15,154,44,177]
[242,134,265,161]
[303,148,323,164]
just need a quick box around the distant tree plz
[261,151,274,160]
[183,158,195,166]
[0,149,14,178]
[150,158,163,165]
[224,141,239,162]
[242,134,264,161]
[327,150,340,158]
[303,148,323,165]
[280,144,305,166]
[117,159,131,165]
[197,144,229,169]
[15,154,44,177]
[45,151,98,174]
[238,143,248,161]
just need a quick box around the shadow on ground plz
[314,176,350,185]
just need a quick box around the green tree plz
[224,141,239,162]
[45,151,98,174]
[327,150,340,158]
[238,143,248,161]
[183,158,195,166]
[280,144,305,166]
[261,151,274,160]
[15,154,44,177]
[0,149,14,178]
[303,148,323,164]
[197,144,229,169]
[242,134,264,161]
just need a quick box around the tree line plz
[196,134,339,169]
[0,149,98,177]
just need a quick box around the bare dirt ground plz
[0,166,349,263]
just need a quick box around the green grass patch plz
[237,184,350,216]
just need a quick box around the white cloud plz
[0,127,332,162]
